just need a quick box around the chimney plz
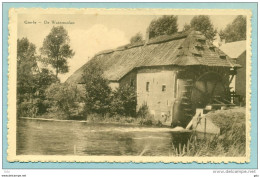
[145,28,150,45]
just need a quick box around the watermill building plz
[66,30,240,127]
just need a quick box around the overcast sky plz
[18,14,237,82]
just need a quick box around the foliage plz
[130,32,144,44]
[17,38,38,104]
[190,15,217,41]
[17,102,38,117]
[40,26,75,78]
[137,104,157,126]
[34,68,59,98]
[136,104,150,119]
[110,84,137,117]
[45,83,84,118]
[83,63,137,118]
[83,62,112,117]
[17,38,60,117]
[148,15,178,39]
[172,108,246,156]
[33,68,59,114]
[172,133,245,157]
[219,15,246,43]
[139,119,153,126]
[86,113,137,124]
[206,108,246,153]
[183,23,191,31]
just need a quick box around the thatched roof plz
[66,30,238,84]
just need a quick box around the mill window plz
[192,53,202,57]
[162,85,166,92]
[209,46,215,52]
[220,55,226,59]
[146,82,150,92]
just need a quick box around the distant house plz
[219,40,246,105]
[67,30,239,127]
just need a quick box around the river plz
[17,118,192,156]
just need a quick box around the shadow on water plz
[169,132,191,153]
[17,118,192,156]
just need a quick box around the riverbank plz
[172,107,246,156]
[19,117,189,133]
[20,114,168,128]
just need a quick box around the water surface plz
[17,118,191,156]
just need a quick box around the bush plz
[34,99,51,115]
[110,84,137,117]
[17,99,50,117]
[172,132,245,157]
[137,104,150,118]
[45,83,84,118]
[83,62,112,117]
[137,104,158,126]
[206,108,246,154]
[17,102,38,117]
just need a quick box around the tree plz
[17,38,61,117]
[110,84,137,117]
[220,15,246,43]
[130,32,143,44]
[17,38,38,104]
[40,26,75,78]
[35,68,59,97]
[190,15,217,41]
[83,62,111,117]
[33,68,59,114]
[45,83,84,118]
[148,15,178,39]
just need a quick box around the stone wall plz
[136,67,177,124]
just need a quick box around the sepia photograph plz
[7,8,251,163]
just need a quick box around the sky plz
[18,14,237,82]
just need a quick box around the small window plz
[162,85,166,92]
[192,53,202,57]
[146,82,150,92]
[220,55,226,59]
[209,46,215,52]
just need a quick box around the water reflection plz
[17,119,191,156]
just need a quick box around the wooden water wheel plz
[190,72,232,111]
[172,70,233,127]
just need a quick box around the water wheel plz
[190,72,231,111]
[172,71,231,128]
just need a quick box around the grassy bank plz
[172,107,246,156]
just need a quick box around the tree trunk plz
[55,56,59,79]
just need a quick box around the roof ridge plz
[66,29,238,84]
[95,30,191,57]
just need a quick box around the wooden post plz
[204,117,207,139]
